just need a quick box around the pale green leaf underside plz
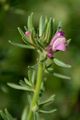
[7,83,34,92]
[53,72,71,80]
[9,40,34,49]
[54,58,71,68]
[39,94,55,106]
[39,109,56,114]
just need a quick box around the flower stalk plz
[27,61,43,120]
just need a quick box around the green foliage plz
[53,58,71,68]
[17,27,31,45]
[6,61,58,120]
[7,78,34,92]
[7,13,71,120]
[9,13,54,52]
[27,13,35,33]
[9,40,35,49]
[39,109,56,114]
[53,72,71,80]
[39,94,55,107]
[0,6,72,120]
[39,16,48,38]
[0,109,16,120]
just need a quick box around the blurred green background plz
[0,0,80,120]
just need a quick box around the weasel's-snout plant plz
[0,13,71,120]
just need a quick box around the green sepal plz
[57,21,62,31]
[67,39,71,45]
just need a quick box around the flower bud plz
[25,31,31,37]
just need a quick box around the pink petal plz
[46,30,67,58]
[52,37,66,51]
[55,43,66,51]
[50,31,64,45]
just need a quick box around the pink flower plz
[25,31,31,37]
[46,31,67,58]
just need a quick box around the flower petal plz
[46,30,67,58]
[50,31,64,45]
[52,37,66,51]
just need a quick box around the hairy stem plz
[27,62,43,120]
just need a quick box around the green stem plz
[27,62,43,120]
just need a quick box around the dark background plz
[0,0,80,119]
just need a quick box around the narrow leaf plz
[39,16,48,37]
[21,107,28,120]
[27,13,35,32]
[4,109,16,120]
[31,70,36,85]
[30,32,42,50]
[28,69,36,85]
[9,40,34,49]
[39,94,55,106]
[19,80,28,87]
[17,27,32,45]
[44,18,52,44]
[33,112,39,120]
[53,72,71,80]
[7,83,34,92]
[54,58,71,68]
[24,26,27,31]
[39,109,56,114]
[24,78,32,87]
[27,95,32,104]
[0,110,7,120]
[0,109,16,120]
